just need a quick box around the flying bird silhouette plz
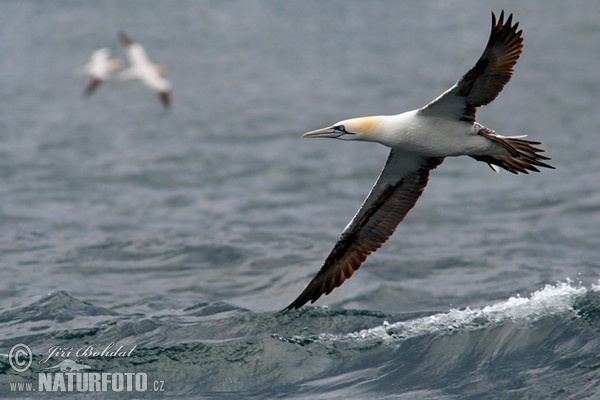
[285,11,554,310]
[76,48,123,96]
[118,31,172,109]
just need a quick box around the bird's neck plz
[355,111,419,148]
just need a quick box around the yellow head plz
[110,59,124,71]
[155,64,168,76]
[303,116,384,141]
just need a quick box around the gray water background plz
[1,1,599,398]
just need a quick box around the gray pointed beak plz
[303,126,338,138]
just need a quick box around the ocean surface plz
[1,1,599,398]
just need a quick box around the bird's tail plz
[471,129,555,174]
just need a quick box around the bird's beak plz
[303,126,338,138]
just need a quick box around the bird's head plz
[155,64,168,76]
[303,116,384,142]
[110,59,125,71]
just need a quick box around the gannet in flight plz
[118,31,172,109]
[76,48,123,96]
[285,11,554,310]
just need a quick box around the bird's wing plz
[158,91,170,109]
[419,11,523,123]
[285,151,443,310]
[83,78,103,96]
[118,31,135,47]
[118,32,150,67]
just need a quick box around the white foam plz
[318,280,589,343]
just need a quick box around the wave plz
[2,281,599,399]
[273,281,600,399]
[299,280,592,345]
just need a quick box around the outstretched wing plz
[158,91,170,109]
[419,11,523,123]
[118,31,150,67]
[285,152,443,310]
[83,78,102,96]
[118,31,135,47]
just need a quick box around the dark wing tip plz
[283,297,311,312]
[491,10,501,28]
[457,10,524,111]
[282,265,344,311]
[418,11,524,122]
[159,91,170,109]
[118,31,134,47]
[83,78,102,96]
[283,157,444,311]
[488,10,523,52]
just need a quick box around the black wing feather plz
[419,11,524,122]
[285,155,443,310]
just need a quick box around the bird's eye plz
[334,125,346,132]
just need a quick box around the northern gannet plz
[118,31,172,109]
[285,11,554,310]
[76,48,123,96]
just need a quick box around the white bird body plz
[330,111,502,157]
[285,11,554,311]
[127,43,152,68]
[122,44,170,90]
[76,48,123,96]
[119,32,171,108]
[88,48,112,80]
